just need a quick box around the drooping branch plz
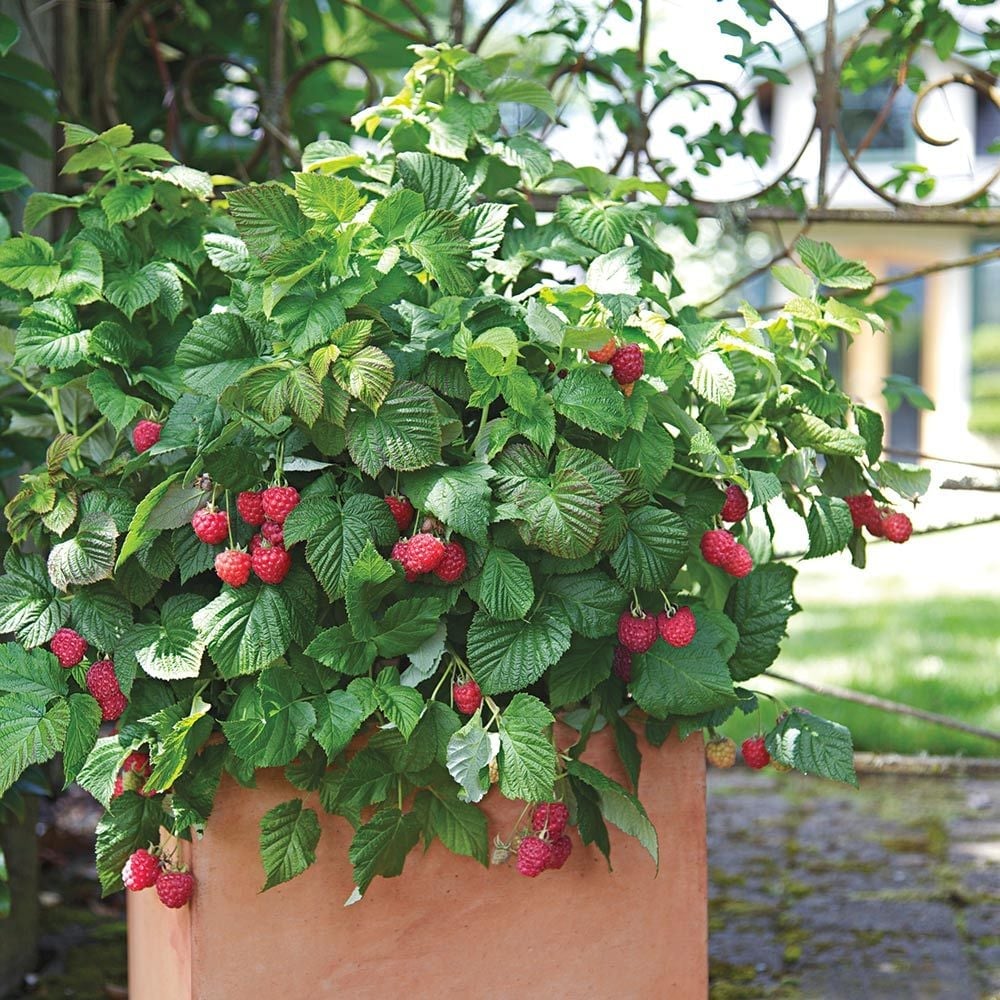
[470,0,521,53]
[339,0,427,43]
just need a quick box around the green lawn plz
[722,522,1000,758]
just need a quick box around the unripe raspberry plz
[700,529,736,567]
[132,420,162,454]
[882,512,912,544]
[617,610,657,654]
[453,679,482,715]
[50,627,87,668]
[720,484,748,523]
[741,736,771,770]
[384,495,415,533]
[609,343,644,385]
[705,736,737,769]
[657,605,697,647]
[588,338,617,363]
[516,836,553,878]
[434,541,467,583]
[400,533,445,575]
[531,802,569,837]
[236,490,265,526]
[260,485,300,524]
[191,507,228,545]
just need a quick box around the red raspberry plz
[385,495,415,533]
[547,834,573,870]
[617,610,657,653]
[155,871,195,909]
[516,836,553,878]
[400,532,445,575]
[705,736,737,769]
[86,659,128,722]
[191,507,228,545]
[260,520,284,546]
[866,509,887,538]
[390,540,408,562]
[122,751,151,777]
[251,544,291,585]
[720,484,748,523]
[453,679,483,715]
[531,802,569,837]
[131,420,162,454]
[609,343,644,386]
[122,849,161,891]
[434,541,467,583]
[261,485,300,524]
[612,645,632,683]
[741,736,771,770]
[882,512,912,544]
[215,548,252,587]
[658,605,697,647]
[236,490,265,526]
[700,529,736,567]
[112,774,124,799]
[723,543,753,579]
[248,533,265,554]
[588,338,617,363]
[50,627,87,668]
[845,493,877,530]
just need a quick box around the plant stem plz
[672,461,719,481]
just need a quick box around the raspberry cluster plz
[389,524,468,585]
[617,600,698,660]
[122,848,195,908]
[112,750,157,799]
[516,802,573,877]
[845,493,912,544]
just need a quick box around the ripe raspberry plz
[122,849,161,891]
[531,802,569,837]
[248,533,265,554]
[156,871,195,909]
[609,343,644,386]
[658,605,697,648]
[50,627,87,668]
[86,659,128,722]
[588,338,617,363]
[260,520,284,546]
[112,774,124,799]
[215,548,252,587]
[723,543,753,579]
[400,532,445,575]
[122,751,151,777]
[882,512,912,544]
[720,484,749,523]
[866,509,887,538]
[434,541,467,583]
[251,544,291,585]
[742,736,771,770]
[516,836,553,878]
[705,736,737,769]
[191,507,228,545]
[844,493,877,530]
[700,528,736,567]
[261,485,300,524]
[453,679,483,715]
[236,490,265,526]
[132,420,162,454]
[617,610,657,653]
[547,834,573,870]
[612,645,632,683]
[385,495,415,533]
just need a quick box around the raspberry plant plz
[0,47,929,899]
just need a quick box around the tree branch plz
[339,0,426,43]
[471,0,520,53]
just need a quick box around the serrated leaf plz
[228,183,308,258]
[47,512,118,592]
[691,353,736,407]
[610,506,687,591]
[145,697,213,793]
[104,264,161,319]
[445,713,491,803]
[259,798,322,890]
[725,563,798,682]
[374,598,447,659]
[497,693,556,802]
[176,313,264,396]
[0,642,67,700]
[870,461,931,502]
[552,367,628,437]
[312,690,364,760]
[771,264,814,297]
[610,424,675,491]
[546,572,626,638]
[477,548,533,620]
[786,412,866,457]
[349,808,421,896]
[54,239,103,303]
[547,637,613,706]
[374,672,424,739]
[404,209,474,294]
[15,300,88,369]
[87,370,144,432]
[467,609,571,695]
[805,496,853,559]
[69,583,133,649]
[204,233,250,274]
[0,235,60,296]
[766,709,857,787]
[400,623,447,687]
[62,694,102,784]
[370,188,425,239]
[396,153,471,214]
[293,171,363,223]
[222,675,316,766]
[404,464,493,544]
[485,78,557,117]
[333,346,395,411]
[0,694,69,798]
[304,622,377,677]
[0,550,69,648]
[516,469,602,559]
[95,793,164,895]
[102,183,153,224]
[796,237,874,290]
[421,791,488,865]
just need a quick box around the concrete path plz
[708,768,1000,999]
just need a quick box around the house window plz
[887,270,924,454]
[840,81,914,156]
[974,88,1000,157]
[970,241,1000,437]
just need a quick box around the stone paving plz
[707,768,1000,999]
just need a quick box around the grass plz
[723,521,1000,758]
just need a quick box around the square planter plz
[128,728,707,999]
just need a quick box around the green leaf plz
[70,583,133,650]
[396,152,471,214]
[401,623,447,686]
[725,563,798,682]
[374,671,424,740]
[193,568,315,678]
[47,512,118,592]
[228,183,307,258]
[95,793,164,894]
[0,235,60,296]
[374,598,447,659]
[516,469,602,559]
[76,735,128,808]
[176,313,264,396]
[805,496,853,559]
[62,693,102,785]
[134,597,207,680]
[0,550,69,647]
[0,163,30,192]
[785,413,866,457]
[0,14,20,55]
[15,300,89,369]
[477,548,534,620]
[104,264,161,319]
[404,209,474,294]
[259,798,322,890]
[870,461,931,502]
[771,264,814,298]
[54,239,103,304]
[222,674,316,766]
[0,642,67,700]
[421,791,488,865]
[293,171,363,223]
[22,192,84,233]
[333,346,395,411]
[87,370,144,433]
[102,183,153,224]
[766,708,857,787]
[691,353,736,407]
[312,690,365,760]
[586,247,641,295]
[545,572,626,639]
[552,367,628,437]
[467,609,571,695]
[497,693,556,802]
[445,712,491,804]
[564,759,658,869]
[610,424,675,490]
[345,381,441,477]
[145,696,213,793]
[349,808,421,896]
[485,78,557,118]
[0,694,69,798]
[204,233,250,274]
[547,637,613,706]
[631,609,737,718]
[610,506,687,591]
[370,188,425,239]
[304,622,377,677]
[404,464,493,544]
[796,237,874,290]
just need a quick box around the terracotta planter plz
[128,728,707,1000]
